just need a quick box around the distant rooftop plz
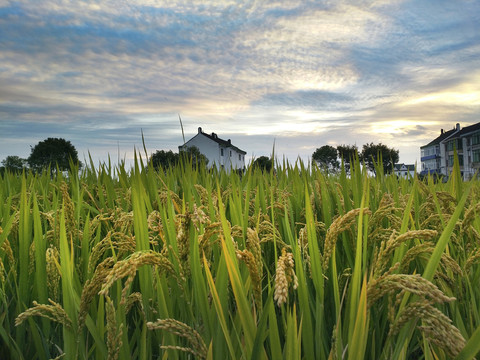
[394,163,415,171]
[454,122,480,137]
[197,127,246,155]
[420,124,459,148]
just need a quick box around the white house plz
[179,127,246,172]
[394,163,416,179]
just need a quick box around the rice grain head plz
[323,208,371,271]
[374,230,438,277]
[274,247,298,307]
[147,318,207,359]
[15,299,72,329]
[367,273,455,306]
[46,246,61,301]
[236,248,262,310]
[389,299,465,358]
[106,296,123,360]
[78,257,115,332]
[99,250,177,304]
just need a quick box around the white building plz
[420,122,480,180]
[394,163,415,179]
[179,127,246,172]
[445,122,480,180]
[420,124,460,177]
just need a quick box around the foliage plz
[149,150,179,170]
[179,145,209,167]
[312,145,339,172]
[27,138,81,174]
[1,156,27,173]
[360,142,399,175]
[337,144,358,174]
[1,157,480,359]
[252,156,273,172]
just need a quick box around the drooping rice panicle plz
[15,299,72,329]
[147,318,207,359]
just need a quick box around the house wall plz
[222,147,245,171]
[180,134,221,168]
[461,130,480,180]
[180,133,246,172]
[439,142,448,176]
[394,166,415,179]
[421,144,441,173]
[421,123,480,180]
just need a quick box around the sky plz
[1,0,479,168]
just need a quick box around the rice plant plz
[1,155,480,359]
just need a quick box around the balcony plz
[420,154,439,161]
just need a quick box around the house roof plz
[454,122,480,137]
[394,163,415,171]
[193,127,247,155]
[420,127,458,148]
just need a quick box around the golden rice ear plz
[46,246,60,302]
[15,299,72,330]
[236,248,262,310]
[323,208,371,271]
[274,248,298,307]
[77,257,115,332]
[105,296,123,360]
[99,250,178,304]
[373,230,438,277]
[147,318,207,359]
[1,238,15,269]
[367,273,455,306]
[389,300,465,358]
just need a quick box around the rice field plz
[1,154,480,359]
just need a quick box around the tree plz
[149,150,179,170]
[28,138,81,174]
[179,146,209,167]
[252,156,273,172]
[336,144,358,174]
[1,156,27,173]
[312,145,339,172]
[360,142,399,175]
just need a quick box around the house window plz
[448,155,454,165]
[221,149,224,156]
[230,150,232,157]
[447,140,462,151]
[450,155,464,166]
[473,149,480,163]
[238,154,241,160]
[472,134,480,146]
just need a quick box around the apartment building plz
[420,122,480,180]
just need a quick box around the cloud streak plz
[1,0,479,166]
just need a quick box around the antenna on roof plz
[179,114,186,145]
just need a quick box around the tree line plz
[1,138,82,175]
[1,137,399,176]
[0,138,212,175]
[312,143,399,175]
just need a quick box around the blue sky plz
[1,0,479,167]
